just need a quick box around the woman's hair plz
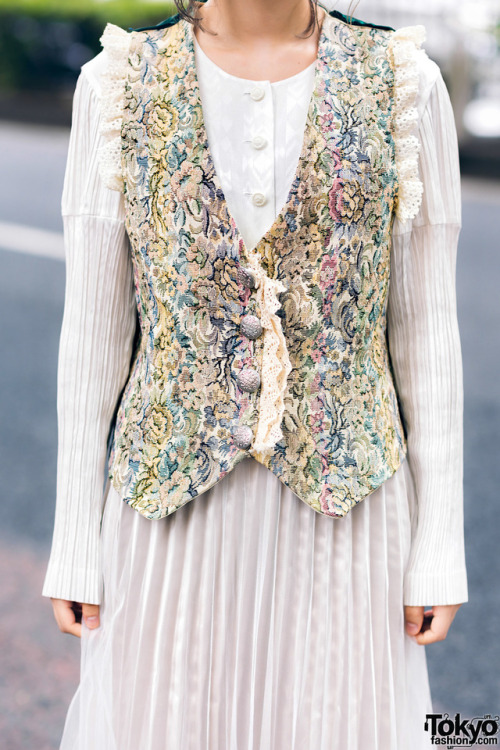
[173,1,362,38]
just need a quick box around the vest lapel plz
[161,15,339,275]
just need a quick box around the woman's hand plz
[50,598,100,638]
[404,604,463,645]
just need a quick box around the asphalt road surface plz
[1,121,499,749]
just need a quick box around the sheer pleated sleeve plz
[41,57,137,605]
[388,62,469,606]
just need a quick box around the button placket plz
[237,260,292,455]
[231,81,284,454]
[233,263,261,450]
[244,81,274,228]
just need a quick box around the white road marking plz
[0,221,65,261]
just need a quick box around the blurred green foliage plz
[0,1,176,25]
[0,1,176,91]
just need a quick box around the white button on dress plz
[251,191,267,207]
[249,85,265,101]
[251,135,267,150]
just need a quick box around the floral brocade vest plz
[98,12,426,519]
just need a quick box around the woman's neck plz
[193,0,326,82]
[196,0,319,43]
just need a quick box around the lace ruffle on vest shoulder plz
[98,23,131,192]
[388,25,427,223]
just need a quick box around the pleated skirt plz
[58,455,434,750]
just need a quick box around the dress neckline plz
[183,12,331,262]
[192,32,317,86]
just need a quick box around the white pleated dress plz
[42,20,469,750]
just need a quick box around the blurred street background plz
[0,1,499,748]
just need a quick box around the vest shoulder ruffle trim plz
[388,25,427,223]
[97,23,131,193]
[95,20,428,219]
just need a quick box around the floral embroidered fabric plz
[95,13,429,520]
